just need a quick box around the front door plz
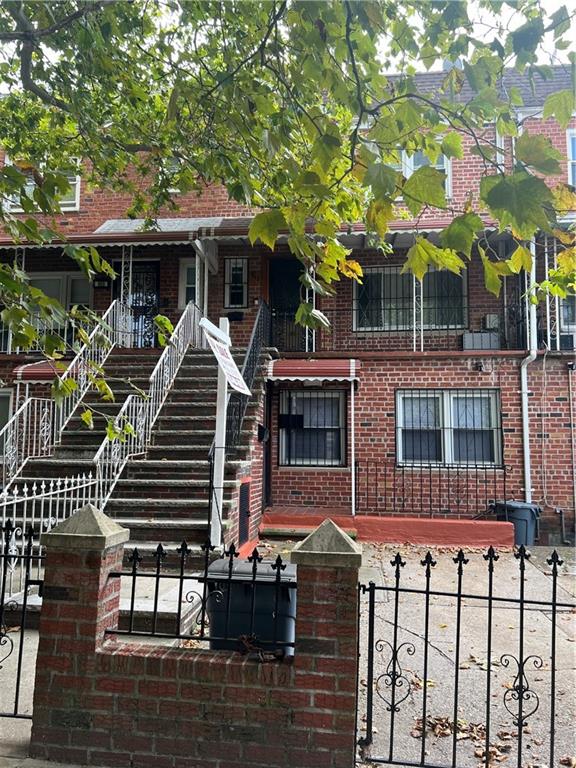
[114,261,160,347]
[269,258,308,352]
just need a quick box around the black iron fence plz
[354,461,512,518]
[107,541,297,658]
[358,546,575,768]
[0,521,43,720]
[226,299,271,446]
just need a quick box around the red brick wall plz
[31,537,359,768]
[268,355,576,523]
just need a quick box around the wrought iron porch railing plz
[94,300,205,507]
[0,300,131,491]
[354,460,513,518]
[226,299,271,447]
[106,540,297,657]
[0,473,96,599]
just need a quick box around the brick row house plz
[0,66,574,555]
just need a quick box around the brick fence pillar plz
[30,503,129,762]
[291,518,363,768]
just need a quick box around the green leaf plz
[312,133,341,167]
[106,419,121,441]
[542,90,576,129]
[51,377,78,406]
[366,199,395,237]
[508,245,533,274]
[80,409,94,430]
[440,213,484,258]
[248,210,287,250]
[94,378,115,402]
[403,166,447,216]
[404,240,430,281]
[481,252,503,297]
[515,133,562,175]
[441,132,463,160]
[480,171,553,240]
[363,163,398,199]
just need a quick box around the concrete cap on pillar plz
[290,518,362,568]
[40,503,130,551]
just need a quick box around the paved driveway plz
[357,545,576,768]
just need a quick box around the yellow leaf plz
[339,259,363,282]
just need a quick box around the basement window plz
[279,390,346,467]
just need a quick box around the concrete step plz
[122,540,206,571]
[113,478,237,500]
[115,517,209,543]
[150,429,252,447]
[105,497,231,518]
[123,459,243,480]
[145,445,248,461]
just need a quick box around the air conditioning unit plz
[463,331,501,350]
[483,314,500,331]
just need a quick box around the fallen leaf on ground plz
[559,757,576,767]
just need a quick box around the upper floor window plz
[390,149,451,197]
[354,266,466,331]
[279,389,346,467]
[224,258,248,308]
[568,130,576,187]
[396,388,502,466]
[4,157,80,212]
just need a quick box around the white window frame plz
[353,266,467,332]
[224,258,249,309]
[279,389,347,467]
[567,129,576,188]
[178,256,202,310]
[4,156,81,213]
[560,294,576,332]
[28,272,93,309]
[396,389,502,467]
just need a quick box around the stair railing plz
[0,300,131,490]
[94,300,205,507]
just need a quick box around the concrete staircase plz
[18,346,261,568]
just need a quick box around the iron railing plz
[0,521,43,719]
[0,473,97,597]
[358,547,575,768]
[107,540,296,657]
[354,461,512,518]
[0,300,130,490]
[94,300,205,506]
[226,299,271,447]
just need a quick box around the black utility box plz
[206,560,297,656]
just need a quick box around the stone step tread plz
[127,459,244,467]
[115,478,237,487]
[107,497,231,507]
[124,541,205,555]
[116,518,208,529]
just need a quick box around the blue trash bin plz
[494,501,540,546]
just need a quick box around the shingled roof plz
[388,64,574,108]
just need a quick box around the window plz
[389,149,451,197]
[179,258,197,308]
[5,157,81,212]
[568,130,576,187]
[29,273,91,309]
[396,389,502,466]
[279,390,346,466]
[354,266,466,331]
[224,258,248,308]
[561,294,576,331]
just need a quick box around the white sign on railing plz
[200,318,251,396]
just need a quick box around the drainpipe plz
[520,240,538,503]
[350,362,356,516]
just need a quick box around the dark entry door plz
[269,258,306,352]
[114,262,160,348]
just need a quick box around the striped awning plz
[267,358,358,382]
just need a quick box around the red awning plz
[267,359,358,382]
[13,360,62,382]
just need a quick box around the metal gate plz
[357,546,575,768]
[0,521,43,719]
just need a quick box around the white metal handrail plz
[94,301,205,506]
[0,300,130,490]
[0,472,98,598]
[0,398,54,488]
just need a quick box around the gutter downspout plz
[520,240,538,503]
